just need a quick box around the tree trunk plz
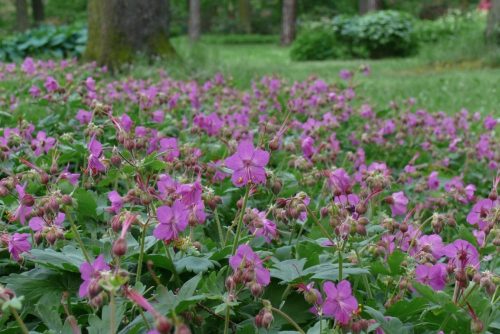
[281,0,296,46]
[189,0,201,42]
[359,0,381,15]
[85,0,176,70]
[238,0,252,34]
[15,0,29,32]
[486,0,500,45]
[31,0,44,25]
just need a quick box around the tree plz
[486,0,500,45]
[359,0,381,15]
[189,0,201,42]
[85,0,176,69]
[15,0,29,32]
[238,0,252,34]
[281,0,296,45]
[31,0,44,25]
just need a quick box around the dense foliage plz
[0,25,86,61]
[0,58,498,334]
[292,10,418,61]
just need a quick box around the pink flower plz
[247,209,278,243]
[31,131,56,156]
[229,244,270,286]
[79,255,110,298]
[411,234,444,260]
[339,69,352,81]
[151,110,165,123]
[483,115,497,130]
[159,137,179,162]
[14,184,32,225]
[29,85,41,97]
[328,168,352,195]
[153,200,189,242]
[29,212,65,232]
[415,263,447,291]
[322,280,358,324]
[443,239,480,270]
[390,191,408,217]
[467,198,497,230]
[301,136,316,159]
[44,76,59,92]
[8,233,31,261]
[87,137,106,175]
[427,171,440,190]
[76,109,92,124]
[107,191,123,214]
[225,140,269,187]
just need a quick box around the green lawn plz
[146,38,500,114]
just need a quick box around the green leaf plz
[87,301,126,334]
[74,188,98,222]
[364,306,411,334]
[175,256,217,274]
[29,245,85,272]
[270,258,307,283]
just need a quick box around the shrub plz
[290,26,345,61]
[0,24,86,61]
[291,11,418,61]
[349,10,417,58]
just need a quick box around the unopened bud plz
[112,237,127,257]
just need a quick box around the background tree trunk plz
[281,0,296,45]
[189,0,201,41]
[31,0,44,25]
[85,0,176,70]
[238,0,252,34]
[486,0,500,45]
[15,0,29,32]
[359,0,381,15]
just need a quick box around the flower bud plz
[471,318,484,333]
[155,315,172,334]
[22,194,35,206]
[61,194,73,205]
[250,282,263,297]
[112,237,127,257]
[261,310,273,329]
[46,230,57,244]
[175,324,191,334]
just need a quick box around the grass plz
[136,37,500,114]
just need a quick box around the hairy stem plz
[11,307,29,334]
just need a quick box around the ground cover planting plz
[0,58,498,334]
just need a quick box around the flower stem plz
[231,185,250,256]
[223,301,231,334]
[10,307,29,334]
[305,206,335,246]
[338,246,343,281]
[136,223,147,285]
[270,306,305,334]
[214,208,225,246]
[110,292,116,334]
[165,245,181,286]
[68,215,91,263]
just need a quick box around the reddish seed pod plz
[112,237,128,257]
[61,194,73,205]
[22,194,35,206]
[155,316,172,334]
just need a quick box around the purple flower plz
[31,131,56,156]
[428,171,440,190]
[44,76,59,92]
[14,184,32,225]
[229,244,270,286]
[390,191,408,217]
[483,115,497,130]
[301,136,316,159]
[443,239,480,270]
[151,110,165,123]
[322,280,358,324]
[1,233,31,261]
[29,212,65,232]
[79,255,110,298]
[411,234,444,260]
[247,209,278,243]
[339,69,353,81]
[466,198,497,230]
[415,263,447,291]
[29,85,41,97]
[327,168,352,195]
[76,109,92,124]
[107,191,123,214]
[87,137,106,175]
[153,200,189,242]
[225,140,269,187]
[159,137,179,162]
